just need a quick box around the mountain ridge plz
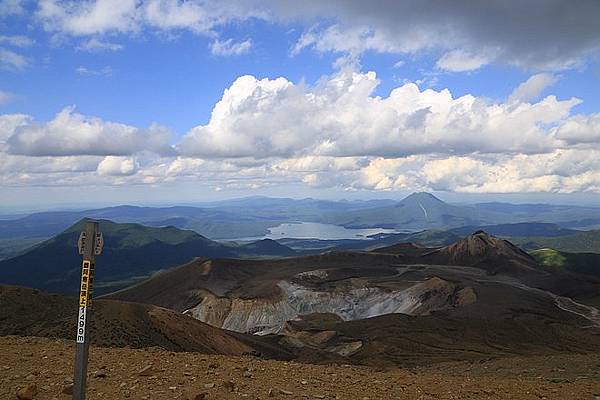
[321,192,494,230]
[0,218,296,295]
[3,194,600,243]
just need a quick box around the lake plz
[240,222,399,241]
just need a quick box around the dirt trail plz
[2,336,600,400]
[482,277,600,328]
[555,295,600,326]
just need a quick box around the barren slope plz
[2,336,600,400]
[0,285,291,359]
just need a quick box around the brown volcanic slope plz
[106,251,407,311]
[107,232,600,367]
[374,231,600,301]
[374,231,539,274]
[110,232,598,316]
[419,230,540,275]
[0,285,291,359]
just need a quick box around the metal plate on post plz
[77,232,86,255]
[76,307,87,344]
[94,232,103,255]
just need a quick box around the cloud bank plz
[179,70,579,159]
[2,70,600,194]
[274,0,600,71]
[28,1,600,72]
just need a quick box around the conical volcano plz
[422,230,539,275]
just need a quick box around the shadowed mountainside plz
[0,284,291,359]
[0,219,295,295]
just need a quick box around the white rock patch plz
[185,277,455,335]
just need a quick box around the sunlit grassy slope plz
[530,248,600,277]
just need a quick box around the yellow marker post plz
[73,220,103,400]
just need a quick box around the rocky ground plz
[2,336,600,400]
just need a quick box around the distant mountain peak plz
[401,192,444,204]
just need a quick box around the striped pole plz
[73,220,103,400]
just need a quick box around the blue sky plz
[1,1,600,211]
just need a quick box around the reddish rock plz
[16,384,37,400]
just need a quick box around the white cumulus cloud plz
[5,107,174,156]
[554,113,600,145]
[179,70,581,160]
[2,69,600,194]
[436,50,494,72]
[509,73,558,103]
[97,156,138,176]
[37,0,139,36]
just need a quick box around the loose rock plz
[61,384,73,395]
[94,369,108,378]
[223,380,235,392]
[138,365,153,376]
[16,384,37,400]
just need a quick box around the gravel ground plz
[2,336,600,400]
